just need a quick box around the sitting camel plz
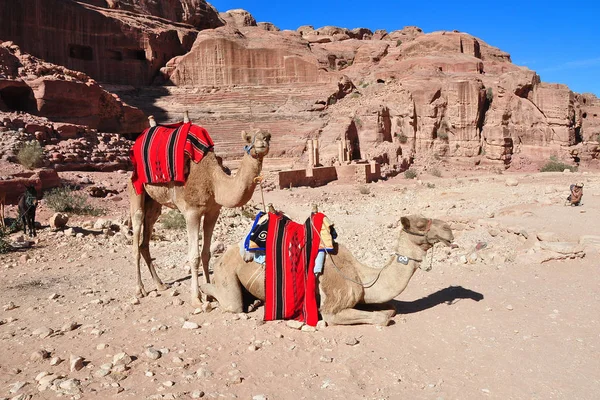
[201,214,454,325]
[128,114,271,306]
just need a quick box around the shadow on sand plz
[389,285,484,314]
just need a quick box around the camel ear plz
[263,131,271,142]
[241,130,252,143]
[400,217,411,230]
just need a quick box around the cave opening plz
[0,86,35,112]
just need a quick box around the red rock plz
[0,42,146,134]
[0,0,202,86]
[167,26,337,86]
[220,9,257,28]
[79,0,224,30]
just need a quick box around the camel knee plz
[200,283,216,298]
[188,256,200,268]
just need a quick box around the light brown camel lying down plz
[201,215,455,326]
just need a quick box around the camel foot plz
[136,286,148,298]
[191,297,203,308]
[156,282,169,291]
[199,283,214,298]
[376,310,396,326]
[247,299,263,313]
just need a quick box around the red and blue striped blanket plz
[130,122,214,195]
[264,212,325,326]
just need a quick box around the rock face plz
[2,2,599,169]
[164,26,334,86]
[220,9,257,28]
[78,0,224,30]
[0,0,200,86]
[0,42,146,134]
[0,169,60,204]
[152,21,600,167]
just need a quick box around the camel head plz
[242,129,271,159]
[400,215,454,250]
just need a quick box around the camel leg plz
[130,187,147,298]
[140,198,167,292]
[185,210,203,307]
[322,308,395,326]
[200,249,247,313]
[200,207,221,285]
[0,200,4,228]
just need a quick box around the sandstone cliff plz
[1,1,599,170]
[0,41,146,134]
[153,21,600,169]
[77,0,224,30]
[0,0,200,85]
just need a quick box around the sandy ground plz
[1,168,599,400]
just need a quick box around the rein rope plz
[311,218,436,288]
[244,134,257,157]
[253,176,266,212]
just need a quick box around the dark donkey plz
[18,186,38,237]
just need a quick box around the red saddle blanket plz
[264,212,325,326]
[130,122,214,195]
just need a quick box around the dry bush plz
[17,141,43,170]
[160,210,186,230]
[540,156,577,172]
[404,169,418,179]
[0,228,12,254]
[45,187,102,215]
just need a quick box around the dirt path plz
[1,170,599,399]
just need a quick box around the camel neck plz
[213,153,263,208]
[360,231,430,304]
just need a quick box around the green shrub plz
[17,140,43,170]
[0,228,12,254]
[396,133,408,144]
[437,131,449,140]
[430,168,442,177]
[427,183,436,189]
[44,187,103,215]
[540,158,577,172]
[396,39,402,47]
[159,210,186,230]
[354,117,363,128]
[404,169,418,179]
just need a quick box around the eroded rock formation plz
[1,2,599,170]
[0,42,146,134]
[0,0,201,85]
[154,20,600,168]
[78,0,224,30]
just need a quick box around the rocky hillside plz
[1,1,599,170]
[0,41,146,134]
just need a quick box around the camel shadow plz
[388,286,484,314]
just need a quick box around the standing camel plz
[128,115,271,306]
[201,214,455,325]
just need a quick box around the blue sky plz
[209,0,600,96]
